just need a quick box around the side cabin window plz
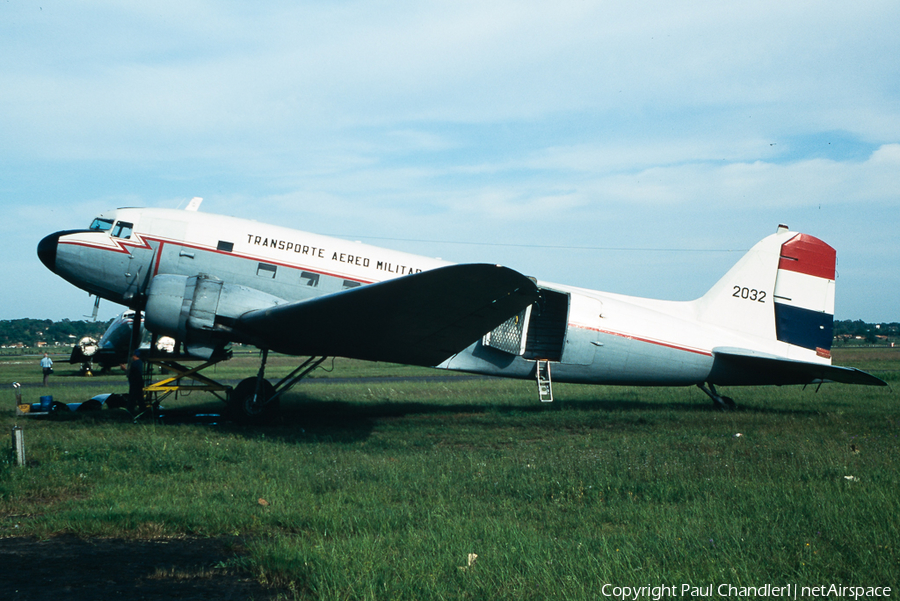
[300,271,320,287]
[217,240,234,252]
[342,280,361,290]
[89,218,114,232]
[257,263,277,278]
[111,221,133,239]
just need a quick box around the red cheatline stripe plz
[570,324,712,357]
[61,235,375,285]
[778,234,836,280]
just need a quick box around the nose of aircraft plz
[37,232,59,272]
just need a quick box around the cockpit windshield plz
[89,218,114,232]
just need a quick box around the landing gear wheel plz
[698,383,738,411]
[227,377,278,423]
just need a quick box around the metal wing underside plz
[709,347,887,387]
[235,264,540,367]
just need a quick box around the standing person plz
[40,353,53,386]
[122,350,145,411]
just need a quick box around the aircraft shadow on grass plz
[37,383,840,446]
[151,392,826,446]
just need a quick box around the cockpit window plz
[89,218,114,232]
[112,221,133,239]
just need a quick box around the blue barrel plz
[39,395,53,411]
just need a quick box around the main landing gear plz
[226,351,328,423]
[141,345,327,423]
[142,351,234,421]
[697,382,737,410]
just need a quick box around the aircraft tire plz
[50,401,70,414]
[228,377,279,423]
[77,398,103,411]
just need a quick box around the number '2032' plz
[733,286,766,303]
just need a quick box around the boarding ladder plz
[536,360,553,402]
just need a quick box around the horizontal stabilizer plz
[236,264,540,366]
[709,347,887,387]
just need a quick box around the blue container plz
[39,395,53,412]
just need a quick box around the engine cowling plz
[145,274,287,358]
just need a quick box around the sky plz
[2,1,898,323]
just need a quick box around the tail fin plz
[695,225,835,361]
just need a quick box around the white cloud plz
[868,143,900,164]
[5,1,900,160]
[253,143,900,224]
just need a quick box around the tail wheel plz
[713,395,737,411]
[228,377,278,422]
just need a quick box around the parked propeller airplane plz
[68,310,176,375]
[37,198,884,419]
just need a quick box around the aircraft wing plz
[709,347,887,387]
[235,264,540,366]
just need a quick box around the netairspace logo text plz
[600,583,892,600]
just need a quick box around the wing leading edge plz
[235,264,540,366]
[709,347,887,387]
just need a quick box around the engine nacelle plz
[145,274,287,358]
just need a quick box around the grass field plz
[1,349,898,599]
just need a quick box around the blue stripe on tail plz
[774,302,833,351]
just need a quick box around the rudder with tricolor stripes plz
[772,234,835,358]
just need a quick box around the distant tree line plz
[0,317,896,349]
[833,320,899,344]
[0,318,115,348]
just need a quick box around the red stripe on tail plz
[778,234,836,280]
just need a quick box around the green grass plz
[1,350,898,599]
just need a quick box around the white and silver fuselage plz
[38,207,839,388]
